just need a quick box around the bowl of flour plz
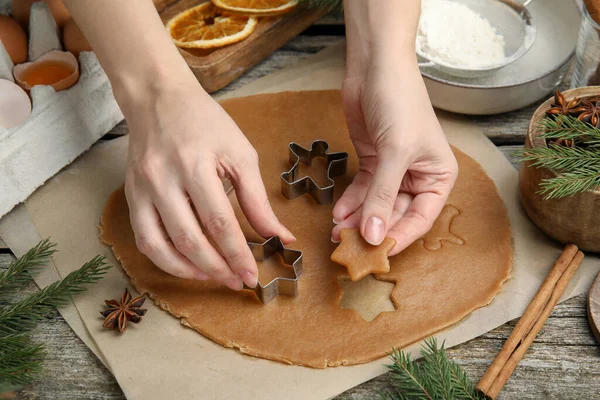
[416,0,536,78]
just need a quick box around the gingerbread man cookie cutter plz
[243,236,303,304]
[280,140,348,205]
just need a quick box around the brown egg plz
[13,50,79,92]
[62,18,91,58]
[11,0,70,30]
[0,15,27,63]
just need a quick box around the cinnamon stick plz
[476,244,583,398]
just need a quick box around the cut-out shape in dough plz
[420,204,465,250]
[256,252,295,286]
[331,228,396,281]
[339,275,396,322]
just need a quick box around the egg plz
[13,50,79,91]
[11,0,70,29]
[62,18,91,58]
[0,15,27,64]
[0,79,31,129]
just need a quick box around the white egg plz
[0,79,31,129]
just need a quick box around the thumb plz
[360,146,407,246]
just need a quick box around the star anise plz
[546,90,585,116]
[101,288,147,332]
[548,138,576,147]
[577,99,600,127]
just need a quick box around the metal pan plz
[420,0,581,115]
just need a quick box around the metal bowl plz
[421,0,581,115]
[417,0,536,78]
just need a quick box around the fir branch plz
[384,338,484,400]
[0,342,44,386]
[0,241,111,392]
[538,168,600,200]
[449,361,481,400]
[0,239,56,299]
[387,348,433,399]
[519,145,600,173]
[539,114,600,146]
[420,338,453,399]
[0,255,110,336]
[517,114,600,198]
[0,334,38,355]
[298,0,343,12]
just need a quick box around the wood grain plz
[159,0,327,93]
[589,271,600,344]
[519,87,600,252]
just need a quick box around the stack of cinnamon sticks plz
[476,244,585,399]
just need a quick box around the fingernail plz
[331,237,340,244]
[195,271,210,281]
[224,278,243,291]
[285,229,297,242]
[239,270,258,288]
[365,216,385,246]
[333,218,340,225]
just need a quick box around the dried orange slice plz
[166,2,257,49]
[210,0,297,16]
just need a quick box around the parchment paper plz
[1,42,599,399]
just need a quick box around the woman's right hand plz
[121,83,295,290]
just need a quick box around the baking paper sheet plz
[1,42,599,400]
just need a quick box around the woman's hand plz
[59,0,293,288]
[332,62,458,255]
[123,84,295,289]
[334,0,458,254]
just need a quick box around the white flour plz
[416,0,506,68]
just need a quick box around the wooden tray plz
[155,0,328,93]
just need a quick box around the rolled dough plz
[100,90,512,368]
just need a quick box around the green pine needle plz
[519,145,600,173]
[0,341,44,386]
[384,338,484,400]
[421,338,453,399]
[387,347,433,399]
[0,240,111,393]
[539,114,600,146]
[298,0,343,12]
[518,114,600,199]
[0,239,56,299]
[0,254,110,336]
[538,168,600,200]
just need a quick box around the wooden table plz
[3,16,600,400]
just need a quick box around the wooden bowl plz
[519,87,600,252]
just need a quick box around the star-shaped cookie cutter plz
[243,236,303,304]
[280,140,348,205]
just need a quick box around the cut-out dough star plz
[421,204,465,250]
[331,228,396,281]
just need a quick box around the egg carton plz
[0,0,123,219]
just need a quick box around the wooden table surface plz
[3,15,600,400]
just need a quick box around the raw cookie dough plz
[100,90,512,368]
[331,228,396,281]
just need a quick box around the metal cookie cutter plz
[243,236,303,304]
[281,140,348,205]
